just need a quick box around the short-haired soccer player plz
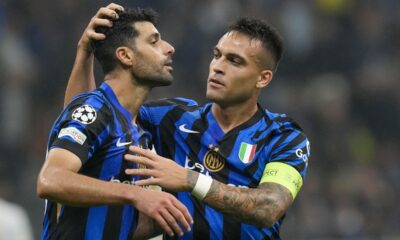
[37,4,192,239]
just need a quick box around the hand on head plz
[78,3,124,52]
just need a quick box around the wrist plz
[186,170,199,192]
[77,40,93,55]
[190,172,213,200]
[127,185,145,206]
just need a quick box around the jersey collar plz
[204,103,264,142]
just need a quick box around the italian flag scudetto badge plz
[239,142,257,164]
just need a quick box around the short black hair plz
[228,18,283,71]
[93,8,159,74]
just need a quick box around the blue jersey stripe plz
[205,206,223,240]
[177,192,194,240]
[85,206,108,239]
[119,206,136,240]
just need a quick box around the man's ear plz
[256,69,273,89]
[115,47,135,67]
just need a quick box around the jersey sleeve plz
[260,125,311,199]
[48,95,111,164]
[269,128,310,177]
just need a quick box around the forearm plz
[123,148,291,227]
[188,171,292,227]
[64,4,122,105]
[37,167,140,207]
[64,45,96,106]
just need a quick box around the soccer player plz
[126,19,310,239]
[36,5,192,239]
[66,7,310,240]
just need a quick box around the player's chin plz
[206,88,222,102]
[153,74,173,87]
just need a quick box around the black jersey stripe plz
[158,104,198,160]
[54,205,90,240]
[145,98,194,107]
[223,217,241,240]
[144,98,174,107]
[271,132,305,159]
[274,115,304,132]
[103,206,123,239]
[192,198,210,240]
[269,130,293,155]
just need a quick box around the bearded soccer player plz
[66,7,310,239]
[36,5,192,240]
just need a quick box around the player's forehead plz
[133,21,160,40]
[215,31,264,58]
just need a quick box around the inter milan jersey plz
[41,82,150,240]
[139,98,310,240]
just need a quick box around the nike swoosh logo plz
[116,138,132,147]
[179,124,200,134]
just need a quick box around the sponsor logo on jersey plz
[58,127,87,145]
[296,146,309,165]
[178,124,200,134]
[116,138,132,147]
[110,176,135,185]
[184,156,210,176]
[203,150,225,172]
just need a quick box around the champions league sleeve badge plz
[72,104,97,124]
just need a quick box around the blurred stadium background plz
[0,0,399,239]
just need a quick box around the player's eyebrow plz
[148,32,160,41]
[213,46,246,62]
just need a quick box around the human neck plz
[211,99,258,133]
[104,71,151,122]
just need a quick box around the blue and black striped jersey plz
[41,82,150,240]
[139,98,310,240]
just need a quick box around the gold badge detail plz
[203,150,224,172]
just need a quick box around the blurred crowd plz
[0,0,399,239]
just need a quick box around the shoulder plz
[60,90,113,125]
[143,97,199,108]
[139,98,201,125]
[65,90,112,113]
[261,108,310,154]
[261,110,311,176]
[140,97,200,116]
[264,109,305,134]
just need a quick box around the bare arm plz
[37,148,135,206]
[125,146,293,228]
[64,47,96,106]
[37,148,192,236]
[64,4,123,106]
